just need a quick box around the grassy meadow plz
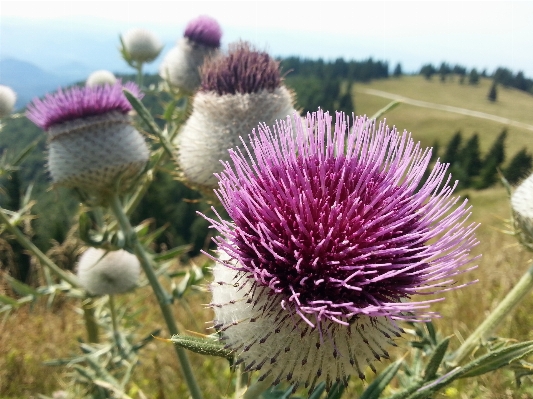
[1,75,533,398]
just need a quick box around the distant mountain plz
[0,58,76,109]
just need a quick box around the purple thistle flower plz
[206,110,478,390]
[26,82,149,200]
[27,81,142,130]
[184,15,222,48]
[200,41,282,95]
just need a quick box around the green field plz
[354,75,533,158]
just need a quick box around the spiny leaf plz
[360,357,404,399]
[170,334,233,360]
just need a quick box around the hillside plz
[353,75,533,158]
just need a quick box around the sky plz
[1,0,533,77]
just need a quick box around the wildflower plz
[159,15,222,92]
[177,42,297,190]
[206,110,478,391]
[86,70,117,87]
[121,28,163,64]
[26,82,149,201]
[511,173,533,249]
[0,85,17,118]
[77,248,141,295]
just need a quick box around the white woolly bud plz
[122,28,163,63]
[511,173,533,247]
[210,257,397,391]
[159,39,218,92]
[0,85,17,118]
[86,70,117,87]
[77,248,141,295]
[177,87,297,188]
[47,112,149,197]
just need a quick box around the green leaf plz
[5,275,40,297]
[123,89,175,158]
[423,337,450,380]
[11,139,39,167]
[307,382,326,399]
[170,334,233,360]
[369,100,400,121]
[360,357,403,399]
[0,294,19,306]
[326,381,347,399]
[153,244,191,262]
[458,340,533,379]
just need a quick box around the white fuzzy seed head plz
[86,70,117,87]
[0,85,17,117]
[122,28,163,63]
[159,39,218,92]
[511,173,533,249]
[47,112,150,198]
[211,261,398,391]
[177,87,297,188]
[77,248,141,295]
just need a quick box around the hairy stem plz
[109,194,203,399]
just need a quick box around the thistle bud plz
[77,248,141,295]
[0,85,17,118]
[86,70,117,87]
[121,28,163,64]
[159,15,222,92]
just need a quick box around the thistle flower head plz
[27,81,141,130]
[26,82,149,199]
[121,28,163,63]
[177,42,296,189]
[86,70,117,87]
[184,15,222,48]
[200,41,282,95]
[77,248,141,296]
[511,173,533,250]
[0,85,17,118]
[205,110,478,390]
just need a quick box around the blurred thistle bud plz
[121,28,163,64]
[77,248,141,295]
[159,15,222,92]
[0,85,17,118]
[177,41,297,190]
[86,70,117,87]
[511,173,533,251]
[26,82,149,202]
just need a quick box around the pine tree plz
[469,68,480,85]
[504,148,532,185]
[393,63,402,77]
[461,134,482,177]
[337,83,355,115]
[487,80,498,102]
[475,129,507,189]
[443,131,463,165]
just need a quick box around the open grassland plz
[355,75,533,159]
[2,75,533,398]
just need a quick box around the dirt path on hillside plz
[358,88,533,133]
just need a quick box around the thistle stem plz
[243,375,275,399]
[82,298,100,343]
[451,263,533,365]
[109,194,203,399]
[0,206,80,287]
[108,294,119,344]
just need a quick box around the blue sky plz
[2,1,533,77]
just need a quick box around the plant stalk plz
[82,298,100,343]
[110,194,203,399]
[451,263,533,366]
